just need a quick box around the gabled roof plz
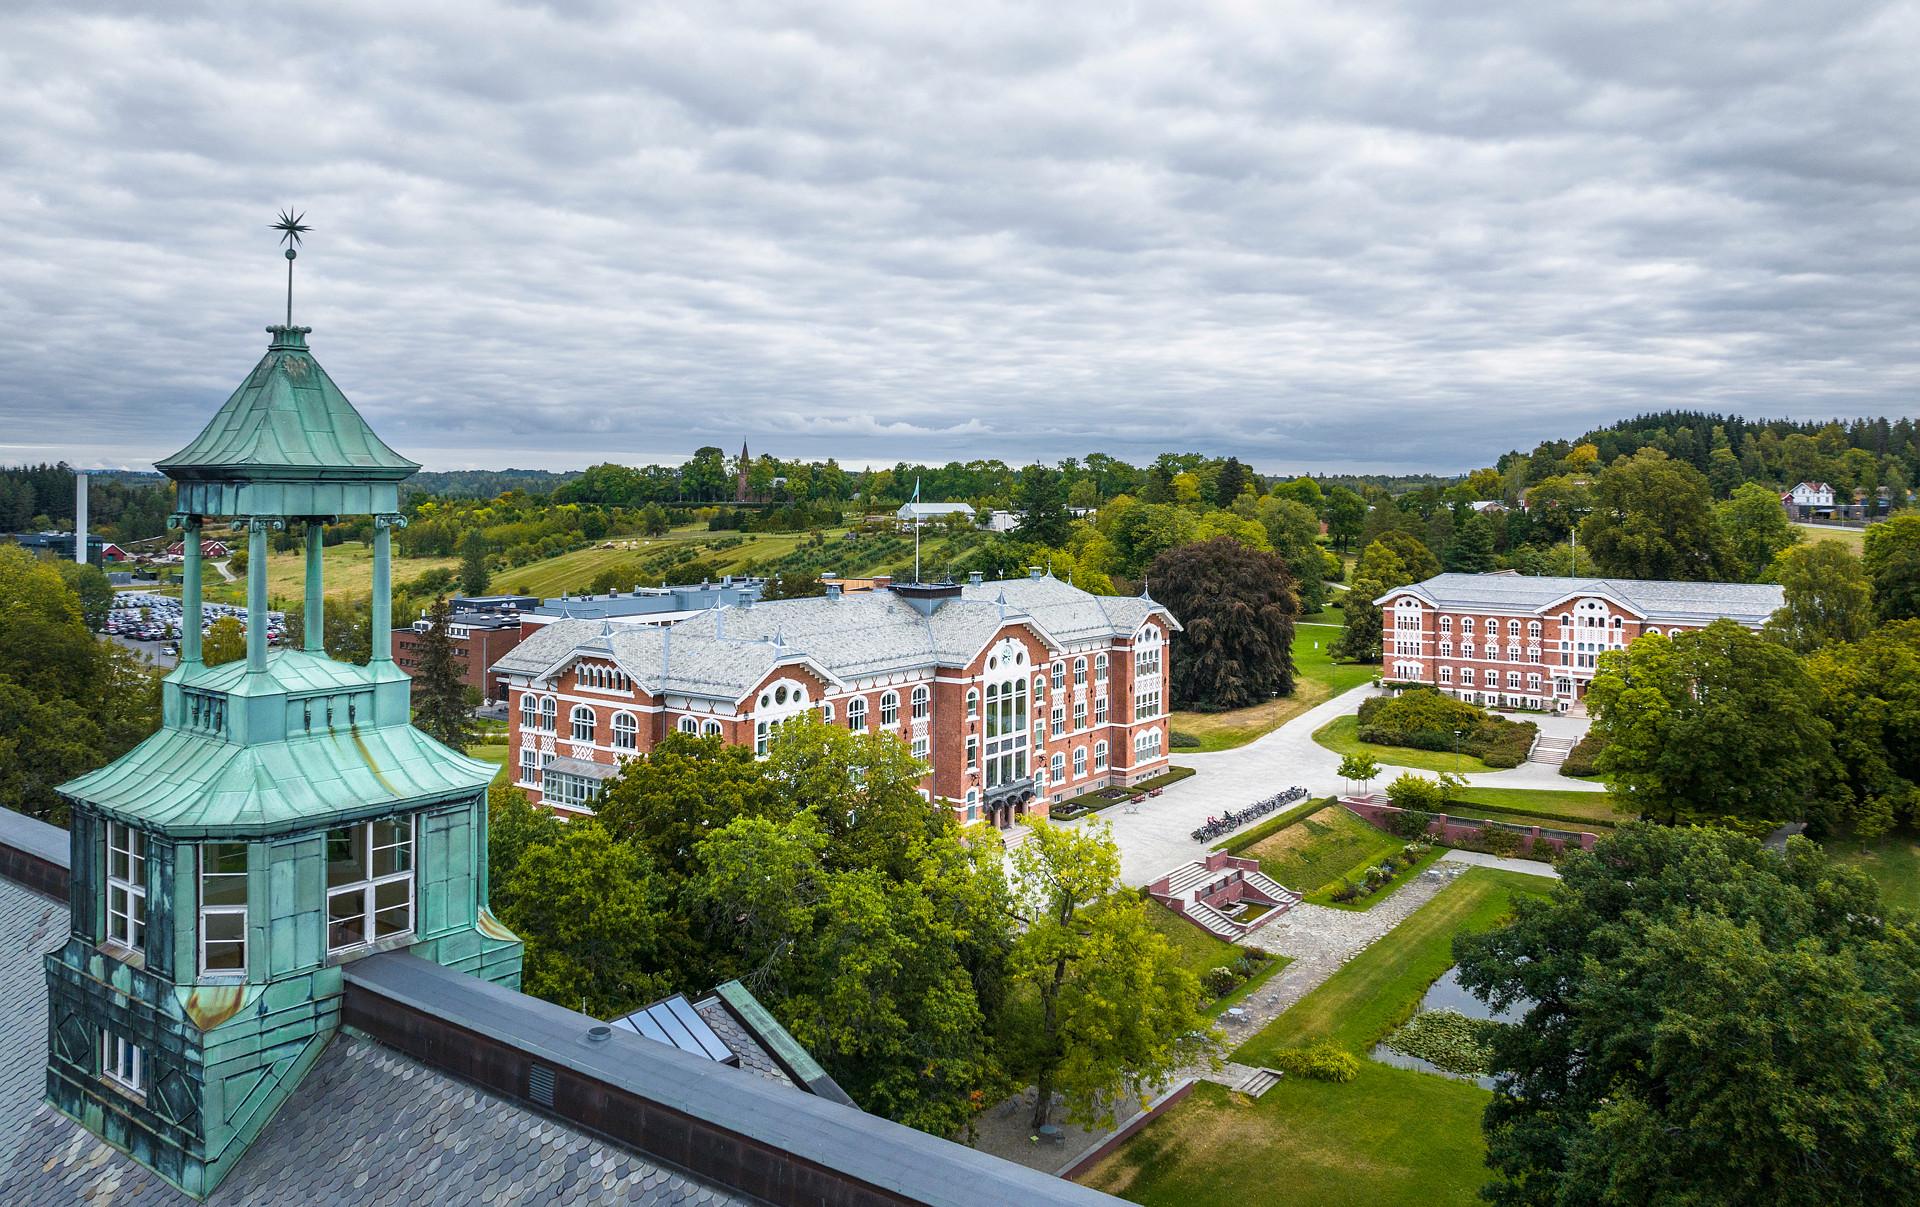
[156,327,418,483]
[1377,572,1784,627]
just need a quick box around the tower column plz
[181,517,203,665]
[247,519,270,673]
[371,516,395,663]
[304,521,325,652]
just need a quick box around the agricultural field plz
[1169,614,1372,753]
[1083,868,1556,1207]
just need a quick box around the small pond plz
[1369,967,1536,1089]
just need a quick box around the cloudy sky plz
[2,1,1916,476]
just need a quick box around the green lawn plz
[495,526,836,598]
[1825,825,1920,914]
[1314,714,1496,776]
[1234,867,1555,1060]
[1145,900,1245,977]
[1081,1069,1494,1207]
[1168,616,1372,753]
[1084,867,1558,1207]
[1239,805,1402,896]
[1448,787,1621,822]
[467,743,510,787]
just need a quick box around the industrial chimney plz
[73,470,87,565]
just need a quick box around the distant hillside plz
[404,468,583,499]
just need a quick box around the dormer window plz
[106,822,147,953]
[326,818,414,954]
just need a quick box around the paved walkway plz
[1065,682,1598,886]
[1439,849,1562,878]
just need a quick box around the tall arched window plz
[520,693,537,730]
[755,720,769,756]
[848,697,868,730]
[540,696,557,732]
[1050,751,1066,779]
[1528,620,1542,637]
[1507,619,1521,636]
[1051,661,1065,690]
[910,685,930,720]
[1093,741,1108,770]
[1073,658,1086,685]
[1439,616,1452,633]
[1072,747,1086,776]
[821,702,835,724]
[880,692,899,726]
[614,713,639,749]
[1094,654,1108,682]
[570,705,595,742]
[703,720,723,737]
[966,689,979,718]
[678,715,697,734]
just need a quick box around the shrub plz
[1272,1042,1361,1083]
[1356,686,1538,767]
[1330,879,1360,904]
[1387,806,1435,840]
[1456,826,1523,857]
[1561,731,1608,777]
[1386,772,1443,812]
[1170,730,1202,749]
[1202,966,1241,997]
[1239,944,1270,962]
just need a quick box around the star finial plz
[271,209,312,327]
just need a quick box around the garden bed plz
[1305,842,1449,910]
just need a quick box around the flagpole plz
[913,477,921,583]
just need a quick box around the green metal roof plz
[183,646,392,695]
[156,326,419,483]
[58,718,496,838]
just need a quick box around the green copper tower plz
[44,318,522,1198]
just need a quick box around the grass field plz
[467,744,511,787]
[1792,526,1867,555]
[1241,806,1402,896]
[1448,788,1625,832]
[1145,900,1245,977]
[1313,714,1496,776]
[1236,867,1554,1060]
[1825,825,1920,914]
[1168,614,1373,754]
[1083,867,1557,1207]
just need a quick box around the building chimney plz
[1028,566,1043,579]
[73,470,87,565]
[968,571,983,585]
[826,584,842,600]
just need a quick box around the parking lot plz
[107,591,285,667]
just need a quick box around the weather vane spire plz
[272,208,312,328]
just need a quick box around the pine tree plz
[412,596,475,751]
[1013,464,1072,547]
[458,529,491,597]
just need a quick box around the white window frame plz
[326,818,415,955]
[198,842,250,977]
[756,720,770,756]
[848,697,868,731]
[966,689,979,718]
[1095,697,1108,725]
[106,821,147,953]
[615,713,640,749]
[1072,700,1086,730]
[880,692,899,727]
[677,715,697,734]
[966,736,978,771]
[702,719,723,737]
[571,705,596,742]
[1051,705,1065,737]
[1093,741,1108,770]
[540,695,557,731]
[1051,662,1066,690]
[912,733,930,760]
[1073,746,1087,777]
[101,1031,144,1097]
[520,692,538,730]
[1094,654,1108,682]
[910,685,930,720]
[521,747,542,785]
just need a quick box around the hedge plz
[1560,731,1608,778]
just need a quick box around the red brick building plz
[491,572,1180,826]
[394,608,529,702]
[1375,572,1785,712]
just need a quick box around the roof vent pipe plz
[1028,566,1044,579]
[826,584,842,600]
[968,571,983,585]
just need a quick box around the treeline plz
[403,468,582,499]
[0,464,176,544]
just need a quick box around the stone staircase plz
[1182,898,1242,940]
[1234,1067,1283,1098]
[1528,735,1577,766]
[1240,870,1303,912]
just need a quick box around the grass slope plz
[1169,615,1373,753]
[1448,787,1623,822]
[1241,806,1402,896]
[1313,714,1496,776]
[1145,900,1245,977]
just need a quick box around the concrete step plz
[1183,898,1241,940]
[1164,862,1211,896]
[1235,1068,1282,1098]
[1528,736,1577,765]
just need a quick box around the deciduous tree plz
[1147,537,1297,710]
[1763,540,1871,653]
[1003,820,1216,1130]
[1719,480,1800,579]
[1806,620,1920,835]
[1322,485,1367,552]
[1580,448,1738,581]
[1587,620,1835,827]
[1456,824,1920,1207]
[202,615,247,667]
[1335,540,1411,664]
[1865,514,1920,621]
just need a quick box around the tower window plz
[200,842,251,975]
[101,1031,144,1097]
[106,822,147,953]
[326,818,414,954]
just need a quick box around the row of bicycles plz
[1191,785,1308,842]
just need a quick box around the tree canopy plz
[411,596,475,750]
[1335,540,1413,664]
[1579,449,1738,581]
[1806,620,1920,836]
[1456,823,1920,1207]
[1763,540,1872,653]
[1147,537,1298,710]
[1587,620,1835,828]
[1865,514,1920,622]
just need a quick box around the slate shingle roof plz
[692,998,794,1089]
[1382,572,1785,627]
[0,877,64,1177]
[3,1033,751,1207]
[492,576,1178,704]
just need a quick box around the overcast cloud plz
[1,0,1916,476]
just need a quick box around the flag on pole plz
[912,478,921,502]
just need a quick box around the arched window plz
[1073,658,1086,685]
[1034,674,1047,699]
[1093,741,1108,770]
[966,689,979,718]
[520,693,538,730]
[1073,747,1086,776]
[1094,654,1108,682]
[1051,662,1065,690]
[1483,618,1498,634]
[540,696,557,732]
[1646,627,1661,638]
[571,706,595,742]
[880,692,899,726]
[1439,616,1452,633]
[678,715,697,734]
[821,702,835,724]
[614,713,639,750]
[1528,620,1541,637]
[1507,619,1521,636]
[1050,751,1066,779]
[910,685,930,720]
[1559,614,1572,626]
[755,720,769,756]
[703,720,722,737]
[848,697,868,730]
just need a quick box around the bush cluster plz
[1170,730,1202,749]
[1451,826,1527,859]
[1559,731,1608,777]
[1271,1042,1360,1083]
[1357,687,1538,768]
[1200,948,1272,999]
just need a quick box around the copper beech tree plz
[1148,536,1298,710]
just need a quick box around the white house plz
[896,501,976,525]
[1788,482,1836,508]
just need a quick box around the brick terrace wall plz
[1340,798,1597,855]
